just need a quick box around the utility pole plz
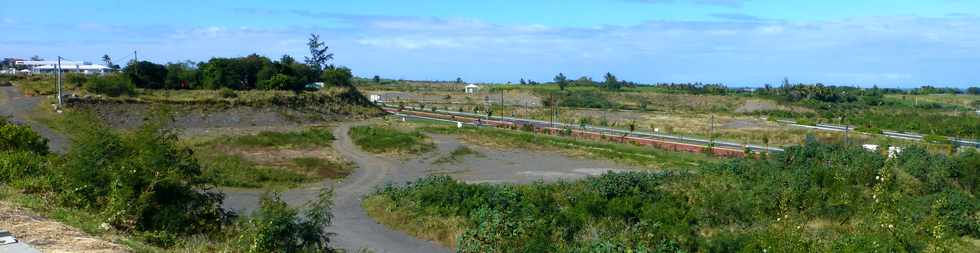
[709,114,715,146]
[56,56,63,109]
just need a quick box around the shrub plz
[0,150,48,183]
[235,189,335,253]
[369,141,980,252]
[84,74,135,97]
[57,114,228,238]
[219,87,238,98]
[0,119,49,154]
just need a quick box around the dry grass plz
[0,200,127,253]
[188,129,355,188]
[362,195,467,248]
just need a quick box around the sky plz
[2,0,980,87]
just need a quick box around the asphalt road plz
[0,86,69,153]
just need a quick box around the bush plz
[235,189,335,253]
[0,150,48,183]
[370,142,980,252]
[219,87,237,98]
[0,120,49,154]
[84,74,135,97]
[57,114,228,237]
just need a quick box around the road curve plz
[324,122,450,252]
[0,86,69,153]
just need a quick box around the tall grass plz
[225,128,334,148]
[421,125,718,170]
[349,125,434,154]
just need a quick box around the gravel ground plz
[221,121,634,252]
[0,201,126,253]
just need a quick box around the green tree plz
[604,72,621,91]
[102,54,112,68]
[554,73,569,91]
[373,75,382,83]
[305,33,333,76]
[321,67,353,87]
[123,61,168,89]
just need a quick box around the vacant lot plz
[189,128,354,188]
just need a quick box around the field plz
[366,143,980,252]
[187,128,354,188]
[362,82,979,151]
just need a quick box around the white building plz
[465,84,480,94]
[15,60,111,75]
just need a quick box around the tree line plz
[83,34,353,96]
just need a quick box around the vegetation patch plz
[349,125,434,155]
[421,125,717,170]
[363,195,467,247]
[0,112,338,251]
[433,146,482,164]
[369,142,980,252]
[192,128,353,188]
[225,128,334,148]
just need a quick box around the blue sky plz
[2,0,980,87]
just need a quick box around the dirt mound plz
[66,95,384,131]
[0,202,126,253]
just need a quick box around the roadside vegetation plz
[420,124,718,170]
[0,113,338,252]
[191,128,354,188]
[433,146,483,164]
[360,78,980,146]
[350,124,434,155]
[367,141,980,252]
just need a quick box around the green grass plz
[421,125,719,170]
[224,128,334,148]
[198,153,310,188]
[291,157,354,179]
[190,128,353,188]
[350,125,435,155]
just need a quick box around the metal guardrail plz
[776,120,980,148]
[386,105,785,153]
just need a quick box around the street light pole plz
[56,56,63,109]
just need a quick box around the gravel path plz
[0,86,70,153]
[221,121,450,253]
[220,121,633,252]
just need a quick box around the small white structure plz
[888,146,903,159]
[862,144,879,152]
[369,94,381,103]
[464,84,480,94]
[16,60,110,75]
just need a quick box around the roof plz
[34,64,111,70]
[465,84,480,88]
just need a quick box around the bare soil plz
[0,202,126,253]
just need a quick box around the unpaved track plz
[221,121,450,252]
[325,122,450,252]
[0,86,69,153]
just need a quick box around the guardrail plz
[776,120,980,148]
[384,105,785,156]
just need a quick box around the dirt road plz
[0,86,69,153]
[221,121,450,253]
[325,122,451,252]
